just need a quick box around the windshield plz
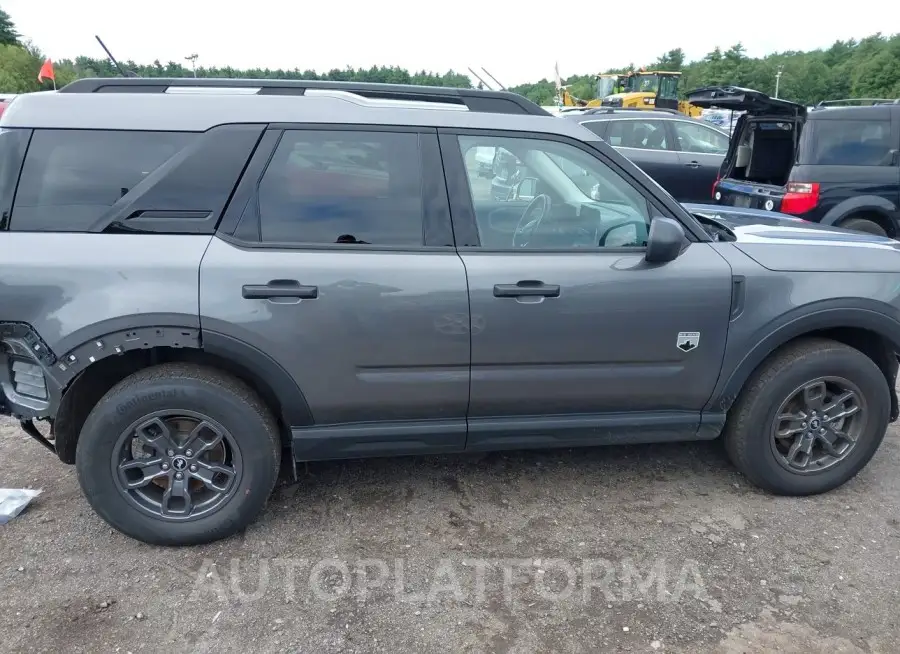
[596,76,617,98]
[633,74,660,93]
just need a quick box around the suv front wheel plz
[75,363,281,546]
[724,338,890,495]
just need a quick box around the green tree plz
[0,7,19,46]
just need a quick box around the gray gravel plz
[1,414,899,653]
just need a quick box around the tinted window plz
[457,135,651,250]
[579,121,607,138]
[671,121,730,154]
[606,120,669,150]
[12,130,192,231]
[258,130,424,246]
[801,119,894,166]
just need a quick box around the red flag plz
[38,59,55,83]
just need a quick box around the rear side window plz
[799,119,894,166]
[257,130,424,246]
[12,130,192,231]
[606,120,670,150]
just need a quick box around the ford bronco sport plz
[2,78,900,546]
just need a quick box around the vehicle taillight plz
[712,176,720,199]
[780,182,820,215]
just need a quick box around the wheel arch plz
[708,303,900,421]
[819,196,899,236]
[52,327,313,464]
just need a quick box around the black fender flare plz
[200,330,314,427]
[819,195,899,230]
[705,299,900,415]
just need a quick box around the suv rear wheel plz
[840,216,888,237]
[724,338,890,495]
[75,363,281,545]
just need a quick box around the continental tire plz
[75,363,281,546]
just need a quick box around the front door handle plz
[242,280,319,300]
[493,281,560,298]
[684,161,701,169]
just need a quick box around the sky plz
[5,0,899,86]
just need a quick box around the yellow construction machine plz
[597,70,702,117]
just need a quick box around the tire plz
[75,363,281,546]
[724,338,890,496]
[840,217,887,237]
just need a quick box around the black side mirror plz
[645,217,689,263]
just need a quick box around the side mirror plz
[645,217,689,263]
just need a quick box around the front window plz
[634,74,660,94]
[596,76,617,99]
[457,135,651,250]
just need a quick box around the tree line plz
[1,7,898,106]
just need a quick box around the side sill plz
[290,412,726,462]
[466,411,719,452]
[291,419,467,461]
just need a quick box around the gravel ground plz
[1,414,899,654]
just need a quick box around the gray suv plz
[2,78,900,546]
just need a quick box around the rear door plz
[200,126,470,457]
[669,120,730,203]
[603,118,687,200]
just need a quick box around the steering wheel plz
[512,194,552,248]
[597,220,649,247]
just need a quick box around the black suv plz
[691,87,900,237]
[562,109,731,204]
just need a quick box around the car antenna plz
[95,35,139,77]
[480,67,506,91]
[468,67,493,90]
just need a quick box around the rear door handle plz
[684,161,701,169]
[493,281,560,298]
[242,280,318,300]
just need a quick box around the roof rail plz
[815,98,900,107]
[582,107,682,116]
[58,77,552,116]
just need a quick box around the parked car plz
[3,79,900,546]
[561,108,731,203]
[690,87,900,237]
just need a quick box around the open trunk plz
[688,86,807,212]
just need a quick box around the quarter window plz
[12,129,193,231]
[800,120,894,166]
[606,120,669,151]
[457,135,651,250]
[257,130,425,246]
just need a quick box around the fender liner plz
[706,299,900,416]
[819,195,899,229]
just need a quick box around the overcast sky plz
[5,0,898,86]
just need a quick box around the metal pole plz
[775,66,783,99]
[185,54,198,78]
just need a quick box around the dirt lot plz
[1,414,899,654]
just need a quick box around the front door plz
[200,126,470,457]
[443,130,734,450]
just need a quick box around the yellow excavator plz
[557,74,626,108]
[597,70,702,117]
